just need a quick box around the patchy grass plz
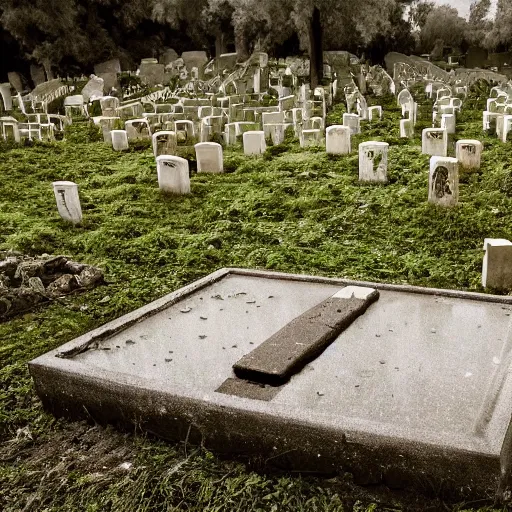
[0,91,510,511]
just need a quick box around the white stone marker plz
[266,123,285,145]
[358,142,389,183]
[422,128,448,157]
[300,129,323,148]
[496,114,505,140]
[152,131,177,157]
[441,113,456,134]
[342,113,360,135]
[243,131,266,155]
[428,156,459,207]
[400,119,414,138]
[502,115,512,142]
[1,117,20,142]
[111,130,129,151]
[125,119,151,140]
[195,142,223,173]
[483,111,498,132]
[455,140,483,170]
[482,239,512,290]
[368,106,383,121]
[326,125,351,154]
[52,181,82,225]
[156,155,190,194]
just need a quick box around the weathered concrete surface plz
[29,268,512,501]
[233,289,379,384]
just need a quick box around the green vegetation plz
[1,92,511,510]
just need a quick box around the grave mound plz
[0,252,104,320]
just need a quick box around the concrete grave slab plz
[29,268,512,499]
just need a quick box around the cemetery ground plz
[1,90,511,511]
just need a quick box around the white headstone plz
[1,117,20,142]
[368,106,382,121]
[174,120,195,141]
[428,156,458,207]
[397,89,413,109]
[482,239,512,290]
[422,128,448,157]
[441,113,456,134]
[300,129,322,148]
[502,115,512,142]
[125,119,151,140]
[325,125,351,155]
[156,156,191,194]
[483,111,498,133]
[52,181,82,225]
[358,142,389,183]
[152,131,177,157]
[195,142,223,173]
[111,130,129,151]
[82,75,104,102]
[342,113,360,135]
[99,96,119,117]
[455,140,482,170]
[266,123,285,145]
[0,83,13,111]
[243,131,266,155]
[400,119,414,138]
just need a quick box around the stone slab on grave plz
[29,268,512,500]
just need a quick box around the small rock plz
[316,391,325,396]
[180,307,192,313]
[78,266,104,288]
[199,335,207,339]
[125,339,136,345]
[46,274,80,298]
[200,316,207,320]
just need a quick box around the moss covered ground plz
[0,88,511,510]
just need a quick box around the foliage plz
[485,0,512,51]
[408,0,435,31]
[419,5,468,53]
[467,0,492,47]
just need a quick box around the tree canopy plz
[1,0,512,81]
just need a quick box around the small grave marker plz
[195,142,224,173]
[52,181,82,225]
[428,156,459,207]
[156,155,191,194]
[358,142,389,183]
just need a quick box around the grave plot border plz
[28,268,512,501]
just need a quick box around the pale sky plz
[431,0,498,19]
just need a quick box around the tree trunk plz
[42,58,54,81]
[308,7,323,89]
[215,33,227,58]
[234,27,250,62]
